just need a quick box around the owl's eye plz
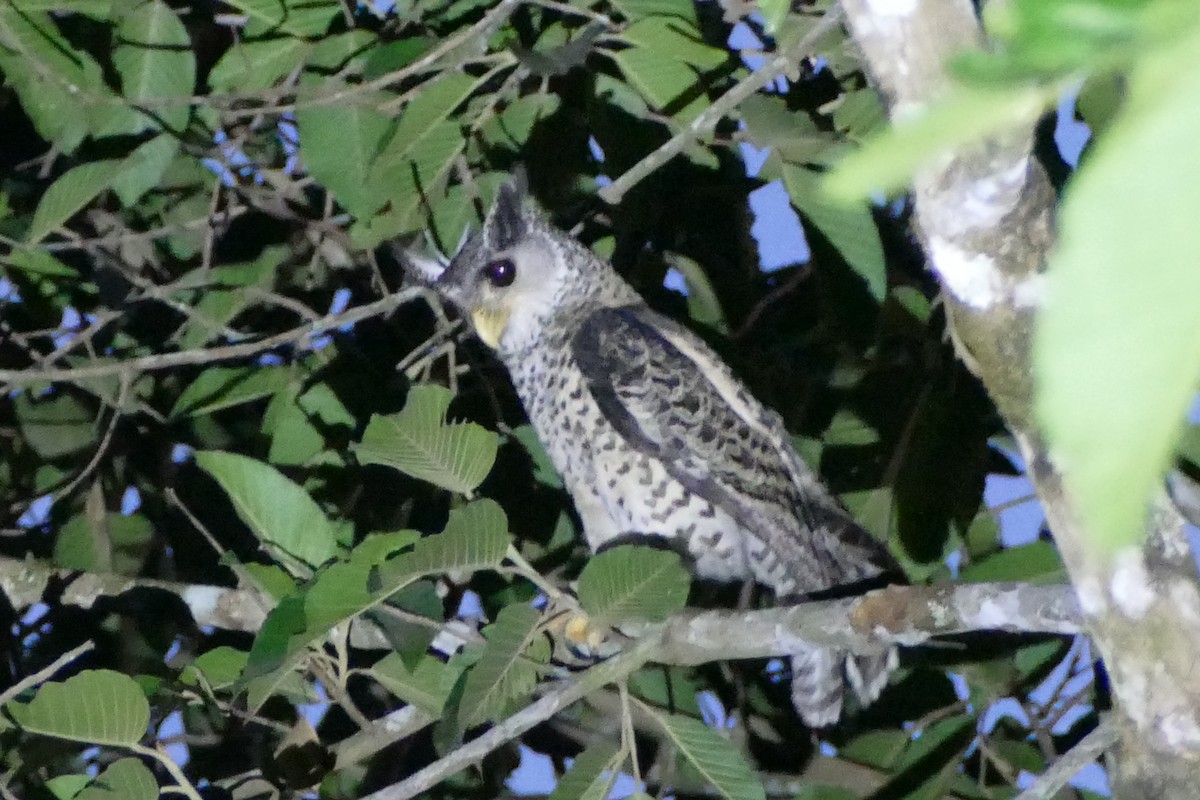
[482,258,516,288]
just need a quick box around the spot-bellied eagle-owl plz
[406,173,898,726]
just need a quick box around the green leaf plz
[395,498,511,577]
[74,758,157,800]
[549,742,623,800]
[621,18,727,71]
[668,253,729,334]
[958,541,1064,583]
[577,545,690,626]
[0,8,115,151]
[13,391,97,459]
[654,712,765,800]
[223,0,340,37]
[27,160,125,244]
[183,646,249,690]
[171,365,293,418]
[1034,28,1200,554]
[782,164,886,301]
[826,84,1050,200]
[45,774,91,800]
[7,670,150,747]
[194,450,340,569]
[372,653,466,716]
[209,37,310,92]
[111,0,196,134]
[1,250,79,278]
[353,384,499,494]
[609,0,698,25]
[54,512,154,575]
[296,94,393,217]
[610,46,698,110]
[510,424,564,489]
[243,502,504,709]
[458,604,545,728]
[112,135,180,207]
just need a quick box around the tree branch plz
[1013,717,1118,800]
[597,7,844,205]
[0,288,434,388]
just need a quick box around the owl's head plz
[404,172,632,354]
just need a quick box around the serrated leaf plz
[111,0,195,134]
[1035,28,1200,554]
[458,604,545,728]
[74,758,157,800]
[27,160,125,244]
[171,365,293,418]
[549,742,623,800]
[353,384,499,494]
[782,164,886,301]
[7,670,150,747]
[244,504,503,709]
[654,712,765,800]
[577,545,690,626]
[372,653,466,715]
[194,450,340,569]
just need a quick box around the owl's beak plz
[471,306,511,349]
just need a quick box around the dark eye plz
[483,258,516,288]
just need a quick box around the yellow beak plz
[471,306,511,350]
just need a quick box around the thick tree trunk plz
[838,0,1200,795]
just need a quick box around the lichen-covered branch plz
[838,0,1200,792]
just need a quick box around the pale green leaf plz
[111,0,196,133]
[549,742,623,800]
[171,365,293,418]
[353,384,499,494]
[112,135,180,207]
[45,774,90,800]
[27,160,125,244]
[74,758,157,800]
[1,250,79,278]
[577,545,690,626]
[609,0,698,25]
[958,541,1065,583]
[372,653,466,715]
[655,712,765,800]
[194,450,340,569]
[209,37,310,92]
[621,18,727,70]
[223,0,340,37]
[13,391,97,459]
[1035,29,1200,553]
[610,46,698,110]
[7,670,150,747]
[758,0,788,34]
[182,646,249,690]
[826,85,1051,201]
[459,604,545,728]
[398,498,511,576]
[783,164,886,301]
[297,95,393,217]
[667,253,729,334]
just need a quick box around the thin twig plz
[1012,719,1118,800]
[598,7,844,205]
[0,641,96,706]
[359,633,664,800]
[0,288,433,387]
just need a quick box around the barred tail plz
[790,645,897,727]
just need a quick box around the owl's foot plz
[550,610,624,661]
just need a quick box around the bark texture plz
[838,0,1200,795]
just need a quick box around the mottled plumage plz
[407,174,898,726]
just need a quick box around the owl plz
[405,172,899,726]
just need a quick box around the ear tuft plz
[487,168,529,251]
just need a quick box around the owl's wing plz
[572,305,893,595]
